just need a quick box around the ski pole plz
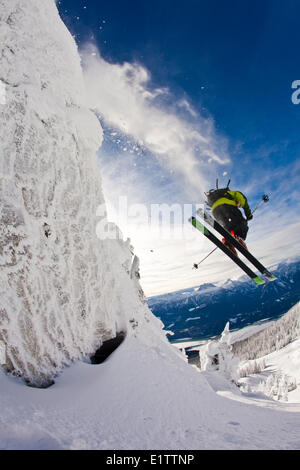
[251,194,269,215]
[193,194,269,269]
[193,246,218,269]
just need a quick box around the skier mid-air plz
[204,180,253,255]
[189,180,275,284]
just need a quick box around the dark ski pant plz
[213,204,249,240]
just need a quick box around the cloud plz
[79,44,300,295]
[177,99,198,118]
[80,44,230,198]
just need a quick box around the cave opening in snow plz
[90,331,126,364]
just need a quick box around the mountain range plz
[147,259,300,342]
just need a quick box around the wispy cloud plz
[79,44,300,296]
[81,44,230,198]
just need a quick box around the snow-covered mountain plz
[0,0,164,387]
[148,260,300,341]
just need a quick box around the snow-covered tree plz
[238,358,266,378]
[201,322,239,383]
[232,302,300,361]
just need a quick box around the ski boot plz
[222,237,238,256]
[231,231,248,250]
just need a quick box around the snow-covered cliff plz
[0,0,163,386]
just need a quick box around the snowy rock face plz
[0,0,157,386]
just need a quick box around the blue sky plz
[57,0,300,295]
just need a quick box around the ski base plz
[196,208,277,282]
[189,216,265,286]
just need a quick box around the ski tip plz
[253,276,265,285]
[265,274,277,282]
[189,216,209,234]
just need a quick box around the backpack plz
[205,188,233,207]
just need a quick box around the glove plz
[247,214,253,221]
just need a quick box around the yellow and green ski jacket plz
[211,190,252,219]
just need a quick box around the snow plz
[0,0,160,387]
[0,330,300,450]
[239,337,300,404]
[0,0,300,451]
[227,319,275,345]
[196,304,300,406]
[172,339,207,350]
[174,317,276,354]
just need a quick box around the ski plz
[189,216,265,285]
[197,208,276,282]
